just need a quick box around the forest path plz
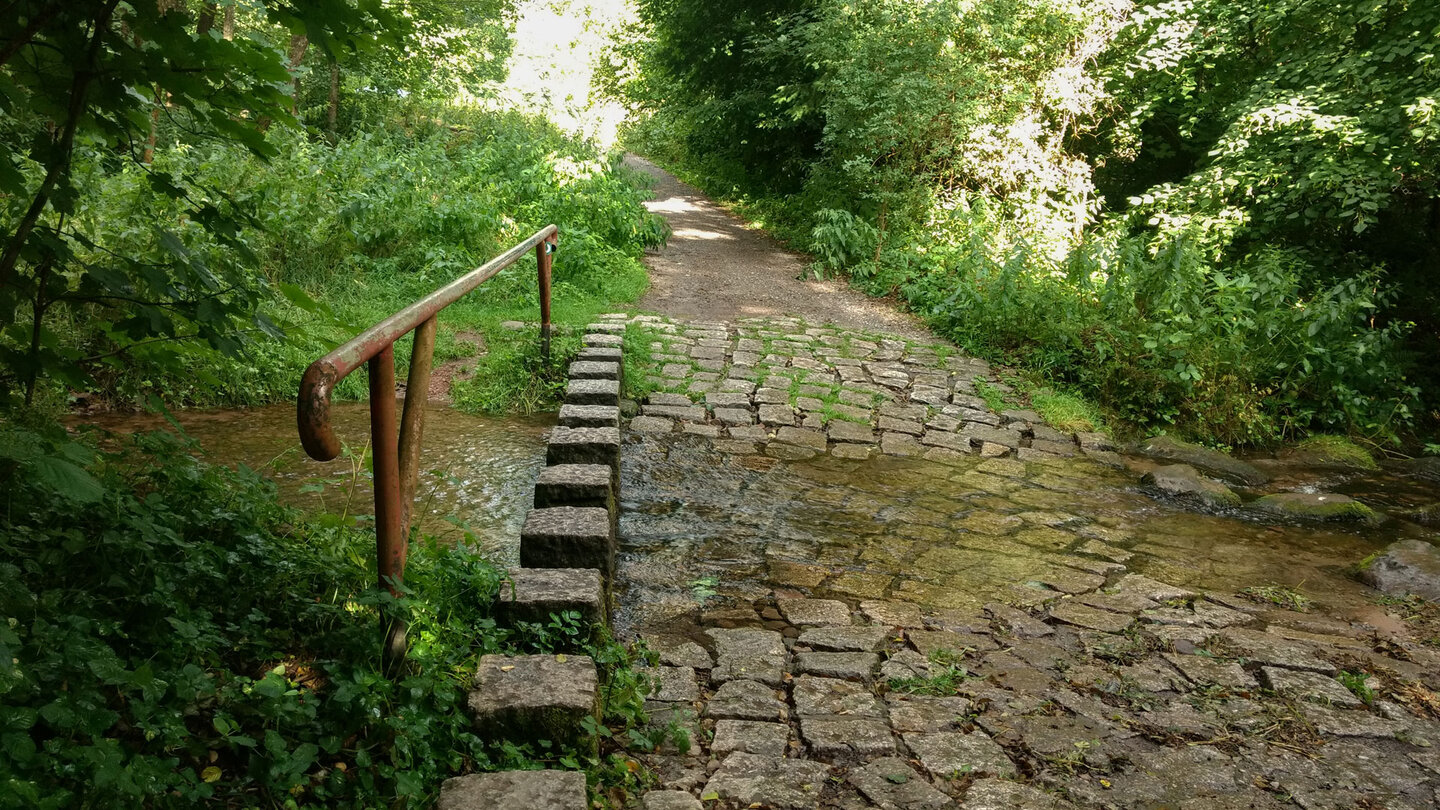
[623,154,929,340]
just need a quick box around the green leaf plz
[29,456,104,503]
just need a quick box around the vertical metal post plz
[536,235,554,360]
[398,316,437,535]
[368,346,407,670]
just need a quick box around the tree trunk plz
[222,6,234,39]
[197,2,217,36]
[288,33,308,115]
[327,57,339,136]
[0,0,120,293]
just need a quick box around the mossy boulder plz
[1141,464,1241,508]
[1358,539,1440,600]
[1135,435,1269,487]
[1251,492,1379,524]
[1279,436,1378,471]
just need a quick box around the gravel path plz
[624,155,930,341]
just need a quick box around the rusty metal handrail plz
[297,224,557,665]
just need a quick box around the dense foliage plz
[0,425,655,807]
[613,0,1439,445]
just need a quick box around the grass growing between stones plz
[886,649,975,695]
[1238,584,1313,612]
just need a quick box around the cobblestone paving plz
[600,313,1440,810]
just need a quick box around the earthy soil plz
[625,154,930,341]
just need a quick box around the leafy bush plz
[0,424,651,807]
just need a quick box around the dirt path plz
[624,154,930,341]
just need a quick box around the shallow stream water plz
[79,402,552,565]
[615,434,1440,641]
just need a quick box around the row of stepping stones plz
[438,323,626,810]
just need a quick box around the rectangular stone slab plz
[568,360,621,380]
[500,567,606,629]
[583,333,623,348]
[534,463,613,510]
[565,378,620,406]
[520,507,614,575]
[439,770,587,810]
[577,346,622,363]
[558,404,620,429]
[547,426,621,471]
[468,654,599,752]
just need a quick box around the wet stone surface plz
[604,314,1440,808]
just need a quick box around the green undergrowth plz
[886,649,975,696]
[25,101,664,416]
[0,423,660,808]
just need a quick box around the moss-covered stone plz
[1251,492,1379,524]
[1135,434,1269,487]
[1281,436,1378,471]
[1142,464,1241,508]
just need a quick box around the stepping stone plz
[582,332,623,348]
[467,655,598,750]
[565,378,619,406]
[439,770,587,810]
[577,346,621,362]
[797,625,891,652]
[641,791,701,810]
[534,464,612,510]
[848,757,952,810]
[568,360,620,380]
[711,719,790,757]
[705,679,783,721]
[499,568,604,629]
[794,651,878,681]
[643,666,699,703]
[558,404,619,429]
[905,731,1016,779]
[777,598,851,627]
[586,321,625,334]
[520,507,613,574]
[546,426,620,470]
[708,628,787,685]
[702,753,829,809]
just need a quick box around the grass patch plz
[1238,584,1313,613]
[1028,387,1106,433]
[887,648,974,696]
[972,378,1012,412]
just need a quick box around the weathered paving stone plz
[710,719,789,757]
[679,422,719,437]
[705,391,750,408]
[1163,652,1257,689]
[831,443,874,459]
[878,416,925,435]
[799,715,896,759]
[794,651,878,681]
[630,415,675,434]
[908,629,997,656]
[905,731,1016,779]
[863,600,926,627]
[759,404,795,425]
[848,757,953,810]
[985,603,1054,637]
[438,770,587,810]
[798,625,890,652]
[534,464,612,509]
[569,360,620,380]
[960,778,1075,809]
[649,392,694,405]
[793,674,884,717]
[640,790,702,810]
[558,404,620,428]
[881,432,923,456]
[827,419,876,443]
[713,407,755,425]
[880,649,929,681]
[767,443,818,460]
[887,695,974,733]
[583,332,623,348]
[702,753,829,809]
[755,387,790,404]
[468,654,598,749]
[650,638,713,669]
[1047,600,1134,633]
[705,679,784,721]
[920,431,970,452]
[546,426,621,469]
[775,426,828,451]
[499,567,604,628]
[519,507,613,573]
[641,404,707,421]
[708,628,788,685]
[1259,666,1363,707]
[779,598,852,626]
[643,666,699,703]
[1219,627,1336,673]
[565,378,619,406]
[727,424,768,441]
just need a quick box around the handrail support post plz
[537,234,555,360]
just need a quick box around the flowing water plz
[615,433,1440,641]
[78,402,552,565]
